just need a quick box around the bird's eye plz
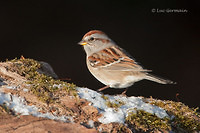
[89,37,95,41]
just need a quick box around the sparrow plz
[79,30,175,93]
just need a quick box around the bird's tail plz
[145,73,176,84]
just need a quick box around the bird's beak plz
[78,40,87,46]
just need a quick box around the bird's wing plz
[88,46,151,72]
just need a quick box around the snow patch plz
[0,85,168,125]
[5,86,17,90]
[0,92,73,122]
[88,120,94,128]
[23,88,29,92]
[53,84,62,88]
[77,87,168,124]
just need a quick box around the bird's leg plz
[98,85,110,91]
[121,88,128,96]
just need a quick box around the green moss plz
[126,110,171,131]
[150,100,200,132]
[9,57,77,104]
[0,103,14,115]
[101,94,109,100]
[116,99,125,106]
[102,94,125,110]
[29,74,77,104]
[105,100,125,110]
[10,58,41,80]
[106,101,121,109]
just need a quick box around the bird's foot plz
[121,88,128,96]
[97,85,110,92]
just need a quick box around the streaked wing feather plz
[88,46,150,72]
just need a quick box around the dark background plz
[0,1,199,108]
